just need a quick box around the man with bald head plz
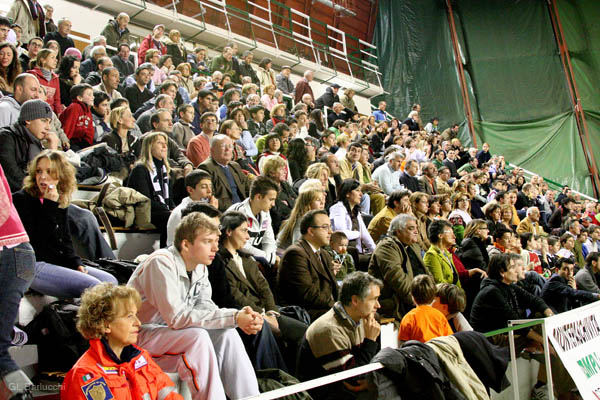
[295,69,314,104]
[199,134,251,212]
[0,73,41,128]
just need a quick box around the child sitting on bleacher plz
[432,282,473,332]
[398,274,453,343]
[323,231,355,281]
[59,83,95,150]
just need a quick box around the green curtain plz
[372,0,467,141]
[373,0,598,196]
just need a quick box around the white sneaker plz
[11,327,28,346]
[531,385,550,400]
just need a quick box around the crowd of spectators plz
[1,8,600,400]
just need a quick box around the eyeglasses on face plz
[311,224,331,231]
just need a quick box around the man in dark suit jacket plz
[278,210,339,321]
[199,134,251,212]
[400,160,420,193]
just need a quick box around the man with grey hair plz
[295,69,314,104]
[326,101,345,126]
[199,134,250,212]
[372,151,405,195]
[245,93,260,107]
[368,213,429,321]
[83,35,107,60]
[276,65,294,95]
[517,206,545,236]
[298,271,381,399]
[301,93,315,110]
[79,45,108,78]
[101,12,131,51]
[43,17,74,54]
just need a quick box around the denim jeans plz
[30,261,118,298]
[67,204,115,260]
[0,242,35,376]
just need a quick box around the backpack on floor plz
[24,301,88,372]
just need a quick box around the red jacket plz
[59,99,94,145]
[61,339,182,400]
[28,67,64,115]
[138,34,167,62]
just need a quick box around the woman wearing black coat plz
[457,219,491,318]
[126,132,173,246]
[261,155,297,236]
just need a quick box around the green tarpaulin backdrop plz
[373,0,599,197]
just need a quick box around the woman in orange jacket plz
[61,283,182,400]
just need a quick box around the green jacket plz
[424,245,462,288]
[210,55,235,78]
[100,19,131,50]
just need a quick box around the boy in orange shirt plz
[398,274,453,343]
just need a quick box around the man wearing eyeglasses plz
[279,209,341,321]
[199,134,250,212]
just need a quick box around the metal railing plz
[154,0,383,91]
[242,319,555,400]
[507,162,597,201]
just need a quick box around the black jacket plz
[0,123,43,191]
[471,278,549,334]
[458,236,489,271]
[314,87,340,110]
[111,55,135,80]
[399,172,419,193]
[207,248,242,310]
[541,273,598,313]
[369,343,466,400]
[271,181,297,236]
[237,62,260,86]
[402,117,419,132]
[454,331,511,394]
[12,190,82,270]
[443,159,459,178]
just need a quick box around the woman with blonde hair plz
[126,132,173,246]
[262,155,298,234]
[260,84,277,112]
[61,283,182,399]
[13,150,117,298]
[165,29,187,66]
[500,203,516,231]
[176,62,194,95]
[266,103,287,131]
[452,179,468,195]
[277,184,325,249]
[103,106,138,172]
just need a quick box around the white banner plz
[545,301,600,400]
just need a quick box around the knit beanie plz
[64,47,82,60]
[18,100,53,122]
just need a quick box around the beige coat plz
[7,0,40,44]
[96,186,152,228]
[427,335,490,400]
